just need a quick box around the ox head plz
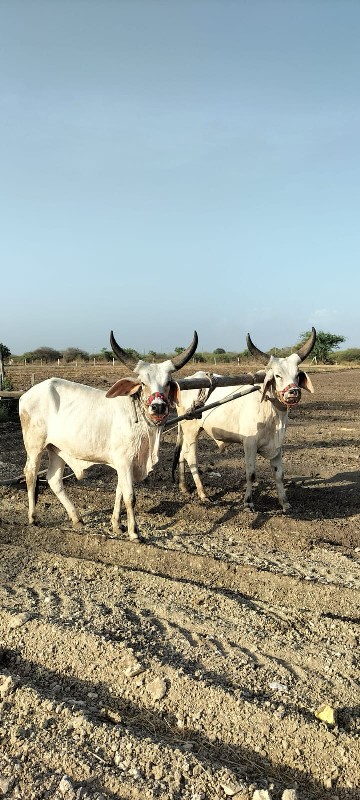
[246,328,316,407]
[105,330,198,425]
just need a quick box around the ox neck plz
[265,394,290,413]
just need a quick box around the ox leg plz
[113,473,138,540]
[243,439,257,511]
[24,451,42,525]
[178,447,190,495]
[180,440,209,503]
[270,450,290,512]
[46,447,84,527]
[110,479,126,536]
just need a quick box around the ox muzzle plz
[278,383,301,407]
[146,391,170,425]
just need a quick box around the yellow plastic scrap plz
[314,703,336,725]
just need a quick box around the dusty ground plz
[0,362,359,800]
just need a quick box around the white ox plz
[172,329,316,512]
[19,330,198,540]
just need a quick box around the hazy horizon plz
[2,1,359,354]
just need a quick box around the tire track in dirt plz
[1,366,359,798]
[0,525,359,620]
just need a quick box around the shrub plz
[62,348,90,363]
[0,377,18,422]
[336,348,360,363]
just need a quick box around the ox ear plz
[168,380,181,407]
[298,370,314,393]
[261,368,275,401]
[106,378,142,398]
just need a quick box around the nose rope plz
[147,391,169,407]
[281,383,299,394]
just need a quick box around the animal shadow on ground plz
[0,645,358,800]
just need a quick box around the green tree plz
[125,348,141,361]
[0,343,11,359]
[298,330,346,364]
[96,346,141,362]
[95,347,112,361]
[62,347,89,363]
[22,351,35,362]
[32,347,62,362]
[214,348,226,354]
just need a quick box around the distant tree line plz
[0,331,359,366]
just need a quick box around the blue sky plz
[1,0,360,355]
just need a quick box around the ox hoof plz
[282,504,291,513]
[73,519,85,528]
[129,532,140,542]
[244,503,255,513]
[179,487,191,497]
[111,525,126,536]
[199,495,211,504]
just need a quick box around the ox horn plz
[171,331,199,370]
[110,331,138,366]
[296,327,317,362]
[246,333,270,364]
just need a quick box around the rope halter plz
[145,391,170,425]
[277,382,302,407]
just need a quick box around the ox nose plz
[147,391,169,420]
[151,399,167,416]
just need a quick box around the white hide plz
[19,370,171,540]
[174,357,314,512]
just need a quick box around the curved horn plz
[246,333,270,364]
[171,331,198,370]
[110,330,138,366]
[296,327,317,362]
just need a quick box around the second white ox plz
[172,329,316,512]
[19,330,198,539]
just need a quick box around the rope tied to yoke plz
[183,373,218,420]
[163,382,261,432]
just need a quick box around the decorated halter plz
[145,391,170,425]
[276,382,301,407]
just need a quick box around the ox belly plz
[48,418,162,484]
[199,388,265,443]
[200,389,288,459]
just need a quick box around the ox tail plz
[171,425,183,482]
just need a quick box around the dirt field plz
[0,362,359,800]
